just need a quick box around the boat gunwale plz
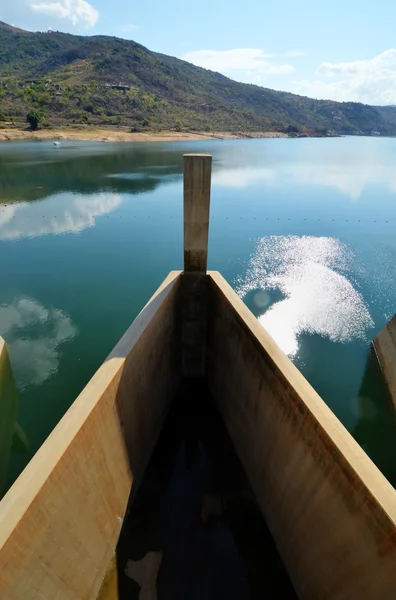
[1,269,395,543]
[0,270,182,548]
[208,270,396,526]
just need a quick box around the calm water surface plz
[1,136,396,492]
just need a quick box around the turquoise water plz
[1,136,396,492]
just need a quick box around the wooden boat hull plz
[0,155,396,599]
[0,339,18,494]
[0,271,181,600]
[206,271,396,599]
[373,314,396,411]
[0,339,29,494]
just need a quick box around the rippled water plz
[1,136,396,492]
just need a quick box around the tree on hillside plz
[26,111,40,131]
[286,124,299,134]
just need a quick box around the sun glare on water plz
[236,236,374,357]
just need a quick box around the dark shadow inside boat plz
[116,378,298,599]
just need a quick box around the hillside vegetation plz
[1,21,396,135]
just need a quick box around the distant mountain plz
[1,20,396,135]
[0,21,26,34]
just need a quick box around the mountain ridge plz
[1,21,396,135]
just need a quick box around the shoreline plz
[0,127,289,144]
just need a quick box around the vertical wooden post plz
[183,154,212,272]
[181,154,212,377]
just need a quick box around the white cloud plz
[294,49,396,105]
[0,298,77,388]
[0,193,122,241]
[183,48,295,83]
[30,0,99,28]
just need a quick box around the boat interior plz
[115,377,298,599]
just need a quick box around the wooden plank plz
[183,154,212,273]
[0,271,182,600]
[182,154,211,376]
[373,314,396,410]
[0,339,30,495]
[180,272,209,377]
[206,270,396,600]
[0,338,18,494]
[97,554,118,600]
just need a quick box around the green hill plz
[1,20,396,135]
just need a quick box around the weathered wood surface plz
[97,554,119,600]
[183,153,211,273]
[373,314,396,410]
[0,339,30,495]
[0,339,29,495]
[0,338,18,494]
[206,271,396,600]
[180,272,208,377]
[0,271,182,600]
[182,154,211,377]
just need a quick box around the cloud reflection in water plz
[0,298,77,389]
[212,167,275,189]
[211,142,396,200]
[236,236,374,357]
[0,192,122,241]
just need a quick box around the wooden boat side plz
[372,313,396,411]
[0,271,181,600]
[206,270,396,600]
[0,341,30,495]
[0,340,18,494]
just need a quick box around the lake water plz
[1,136,396,493]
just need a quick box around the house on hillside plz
[105,83,131,91]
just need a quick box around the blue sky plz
[1,0,395,105]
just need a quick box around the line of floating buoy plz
[0,211,391,224]
[138,217,388,223]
